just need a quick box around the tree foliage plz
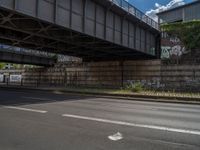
[161,20,200,50]
[0,63,6,69]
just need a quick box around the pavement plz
[1,85,200,104]
[0,87,200,150]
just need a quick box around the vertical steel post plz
[121,18,124,45]
[69,0,72,28]
[139,27,142,50]
[134,25,136,49]
[113,14,115,43]
[144,30,147,53]
[14,0,17,10]
[36,0,39,17]
[21,78,23,86]
[104,9,108,40]
[128,22,130,47]
[54,0,57,23]
[82,0,87,33]
[120,61,124,87]
[94,2,97,36]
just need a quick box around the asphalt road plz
[0,88,200,150]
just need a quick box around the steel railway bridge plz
[0,0,160,62]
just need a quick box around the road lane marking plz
[108,132,123,141]
[62,114,200,136]
[4,106,47,113]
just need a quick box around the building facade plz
[158,0,200,24]
[157,0,200,61]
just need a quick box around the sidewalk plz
[1,85,200,105]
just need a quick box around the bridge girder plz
[0,0,160,61]
[0,49,56,66]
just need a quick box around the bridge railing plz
[110,0,159,30]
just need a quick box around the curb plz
[57,90,200,105]
[1,86,200,105]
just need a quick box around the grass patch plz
[64,86,200,99]
[124,81,144,93]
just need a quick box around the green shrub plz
[125,81,144,93]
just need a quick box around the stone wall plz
[1,60,199,92]
[160,64,200,91]
[23,62,123,87]
[20,60,200,92]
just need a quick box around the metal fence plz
[110,0,159,30]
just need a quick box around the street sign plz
[10,75,22,82]
[0,74,4,82]
[3,73,9,76]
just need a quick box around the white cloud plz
[146,0,185,22]
[155,3,161,8]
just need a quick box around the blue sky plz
[128,0,194,13]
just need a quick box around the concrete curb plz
[57,90,200,105]
[1,85,200,105]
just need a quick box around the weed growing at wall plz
[124,81,144,93]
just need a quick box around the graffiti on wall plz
[161,45,187,59]
[161,37,189,59]
[126,78,165,89]
[57,55,81,62]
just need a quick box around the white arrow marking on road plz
[108,132,123,141]
[4,106,47,113]
[62,114,200,136]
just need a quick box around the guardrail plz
[109,0,159,30]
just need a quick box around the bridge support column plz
[155,34,161,59]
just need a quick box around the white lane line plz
[62,114,200,136]
[4,106,47,113]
